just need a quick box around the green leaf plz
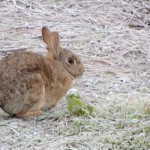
[66,93,94,116]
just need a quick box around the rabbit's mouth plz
[67,70,76,79]
[68,70,83,79]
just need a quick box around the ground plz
[0,0,150,149]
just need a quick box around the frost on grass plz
[0,0,150,149]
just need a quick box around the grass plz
[0,0,150,149]
[66,93,94,116]
[64,94,150,149]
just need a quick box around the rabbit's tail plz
[0,107,10,118]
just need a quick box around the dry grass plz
[0,0,150,149]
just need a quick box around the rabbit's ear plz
[42,27,51,46]
[49,32,60,57]
[42,27,60,59]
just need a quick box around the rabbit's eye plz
[68,57,74,64]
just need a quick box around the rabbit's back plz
[0,52,47,91]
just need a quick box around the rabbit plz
[0,27,84,118]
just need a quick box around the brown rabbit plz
[0,27,84,118]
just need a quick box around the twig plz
[0,47,28,53]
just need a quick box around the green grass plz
[64,93,150,149]
[66,93,94,116]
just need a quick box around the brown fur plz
[0,27,84,118]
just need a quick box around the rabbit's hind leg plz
[16,74,46,118]
[16,109,43,118]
